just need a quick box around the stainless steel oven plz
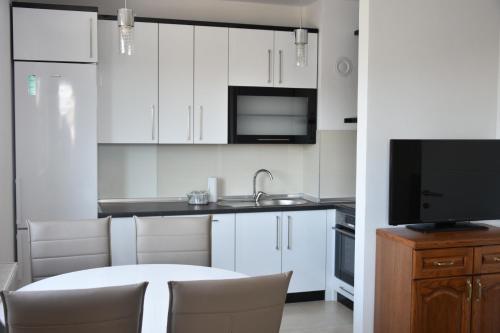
[335,210,355,287]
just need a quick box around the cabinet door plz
[194,26,229,144]
[235,212,282,276]
[110,217,137,266]
[412,277,472,333]
[13,7,97,62]
[229,28,274,87]
[274,31,318,89]
[282,210,327,293]
[211,214,235,271]
[98,21,158,144]
[472,274,500,333]
[159,24,194,144]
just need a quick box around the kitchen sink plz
[217,198,311,208]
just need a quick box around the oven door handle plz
[334,227,355,238]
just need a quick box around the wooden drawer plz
[413,248,473,279]
[474,245,500,274]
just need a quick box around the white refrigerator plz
[14,61,97,286]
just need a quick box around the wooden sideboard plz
[375,226,500,333]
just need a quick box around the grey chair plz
[135,215,211,266]
[167,271,293,333]
[28,217,111,282]
[0,282,148,333]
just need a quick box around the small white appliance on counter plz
[12,4,99,286]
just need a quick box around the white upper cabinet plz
[229,28,274,87]
[194,26,229,144]
[159,25,228,144]
[13,7,97,63]
[274,31,318,89]
[98,21,159,144]
[158,24,194,144]
[282,210,327,293]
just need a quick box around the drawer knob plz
[493,256,500,262]
[433,260,455,267]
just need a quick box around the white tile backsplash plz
[98,130,356,200]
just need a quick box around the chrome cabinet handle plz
[151,105,155,141]
[279,50,283,84]
[187,106,192,141]
[287,215,292,250]
[199,106,203,141]
[467,279,472,301]
[335,228,355,238]
[267,49,272,83]
[90,18,93,58]
[276,216,280,250]
[339,286,354,297]
[476,279,482,302]
[432,260,455,267]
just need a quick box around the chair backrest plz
[0,282,148,333]
[167,271,292,333]
[28,217,111,282]
[135,215,211,266]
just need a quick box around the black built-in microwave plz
[228,86,317,144]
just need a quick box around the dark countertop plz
[98,198,355,218]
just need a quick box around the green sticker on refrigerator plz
[28,75,37,96]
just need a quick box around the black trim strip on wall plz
[12,2,98,12]
[98,14,319,33]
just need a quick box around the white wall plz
[355,0,500,332]
[0,0,15,262]
[307,0,359,130]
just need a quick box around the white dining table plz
[0,264,246,333]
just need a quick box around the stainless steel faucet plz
[253,169,274,203]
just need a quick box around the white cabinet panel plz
[194,26,229,144]
[159,24,194,144]
[274,31,318,89]
[235,212,282,276]
[110,217,137,266]
[13,7,97,62]
[211,214,235,271]
[16,230,31,288]
[98,21,158,144]
[229,28,274,87]
[282,210,327,293]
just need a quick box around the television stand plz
[406,222,489,233]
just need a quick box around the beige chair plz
[167,271,293,333]
[135,215,211,266]
[28,217,111,282]
[0,282,148,333]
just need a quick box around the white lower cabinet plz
[235,212,283,276]
[235,210,327,293]
[282,210,327,293]
[110,217,137,266]
[211,214,236,271]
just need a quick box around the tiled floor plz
[280,301,353,333]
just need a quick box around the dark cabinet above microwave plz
[228,86,317,144]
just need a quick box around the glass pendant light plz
[118,0,134,56]
[294,4,308,67]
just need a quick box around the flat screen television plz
[389,140,499,232]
